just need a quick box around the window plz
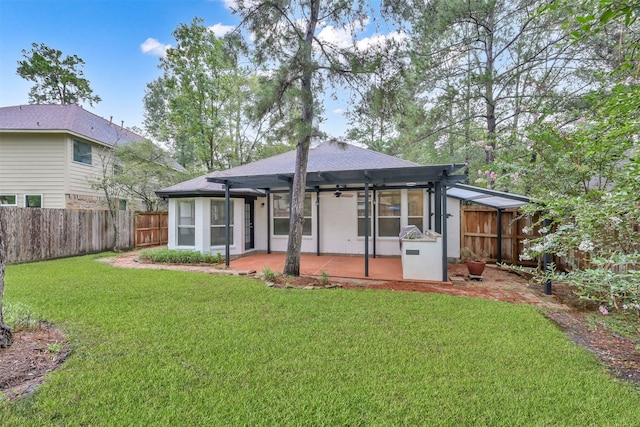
[177,199,195,246]
[0,194,17,206]
[357,191,373,237]
[211,200,234,246]
[73,140,92,165]
[25,194,42,208]
[377,190,401,237]
[119,199,127,211]
[407,189,424,231]
[273,193,312,236]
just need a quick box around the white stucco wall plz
[168,197,244,256]
[168,190,462,260]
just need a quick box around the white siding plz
[0,133,66,208]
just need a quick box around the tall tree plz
[16,42,101,106]
[114,139,189,211]
[144,18,280,172]
[231,0,378,276]
[380,0,603,181]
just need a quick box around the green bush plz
[138,249,222,265]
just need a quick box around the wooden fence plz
[0,207,135,264]
[461,205,535,265]
[135,211,168,248]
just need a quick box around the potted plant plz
[460,247,488,276]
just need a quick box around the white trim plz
[0,194,18,206]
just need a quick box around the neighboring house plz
[156,141,467,266]
[0,104,144,209]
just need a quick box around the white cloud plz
[208,23,235,37]
[222,0,261,10]
[333,108,345,115]
[140,38,170,57]
[356,31,406,52]
[222,0,237,9]
[317,18,370,49]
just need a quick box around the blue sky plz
[0,0,370,138]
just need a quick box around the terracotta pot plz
[466,260,486,276]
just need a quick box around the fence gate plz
[135,211,168,248]
[461,205,536,266]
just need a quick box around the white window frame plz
[272,193,312,236]
[24,194,43,208]
[210,199,234,247]
[377,189,402,237]
[177,199,196,247]
[0,194,18,206]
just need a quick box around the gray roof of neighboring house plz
[0,104,144,146]
[157,141,465,197]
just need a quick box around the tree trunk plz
[0,211,13,348]
[283,0,320,277]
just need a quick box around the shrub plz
[261,265,277,282]
[320,270,330,286]
[138,249,222,265]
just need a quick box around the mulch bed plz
[0,323,70,400]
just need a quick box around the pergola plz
[208,164,467,282]
[448,184,531,263]
[447,184,553,294]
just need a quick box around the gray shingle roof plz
[213,141,418,178]
[157,142,463,196]
[0,104,144,146]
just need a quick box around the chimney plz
[121,120,124,130]
[110,116,113,125]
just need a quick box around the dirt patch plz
[0,323,69,400]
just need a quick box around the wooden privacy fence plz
[134,211,168,247]
[0,207,134,264]
[461,205,535,266]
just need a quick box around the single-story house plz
[157,141,472,280]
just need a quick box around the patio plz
[228,252,556,306]
[108,250,560,306]
[230,253,406,282]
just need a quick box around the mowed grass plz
[1,255,639,426]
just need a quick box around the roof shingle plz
[157,142,436,196]
[0,104,144,146]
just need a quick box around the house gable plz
[0,104,145,209]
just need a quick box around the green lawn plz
[1,254,639,426]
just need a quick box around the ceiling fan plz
[318,185,355,198]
